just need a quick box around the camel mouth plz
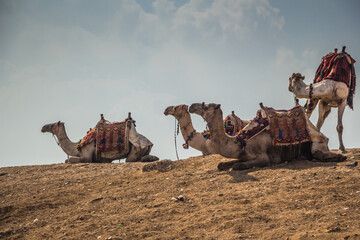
[189,103,201,114]
[164,106,175,116]
[41,124,53,133]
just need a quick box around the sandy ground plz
[1,149,360,240]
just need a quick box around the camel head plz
[189,103,221,122]
[288,73,306,92]
[164,104,189,118]
[41,121,64,135]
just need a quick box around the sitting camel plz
[164,104,249,156]
[288,47,356,153]
[41,116,159,163]
[189,103,345,171]
[164,104,215,156]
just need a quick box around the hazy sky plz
[1,0,359,167]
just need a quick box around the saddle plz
[263,105,311,146]
[314,47,356,109]
[77,114,130,157]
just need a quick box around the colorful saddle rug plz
[313,50,356,109]
[78,127,96,148]
[96,119,128,154]
[264,105,311,146]
[77,117,129,155]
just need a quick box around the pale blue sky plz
[0,0,359,167]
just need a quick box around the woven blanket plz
[313,51,356,109]
[96,119,128,154]
[77,118,129,156]
[264,105,311,146]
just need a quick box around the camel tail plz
[347,63,356,110]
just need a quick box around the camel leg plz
[66,157,81,163]
[305,98,319,118]
[126,146,155,162]
[337,101,347,153]
[217,159,240,171]
[316,100,331,131]
[312,150,346,162]
[232,155,270,170]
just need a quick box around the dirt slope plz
[1,149,360,240]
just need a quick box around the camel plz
[288,48,356,153]
[164,104,249,156]
[41,118,159,163]
[189,103,345,171]
[164,104,216,156]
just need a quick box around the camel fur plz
[41,120,159,163]
[189,103,345,171]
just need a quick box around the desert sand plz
[1,149,360,240]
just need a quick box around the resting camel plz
[288,48,356,153]
[164,104,216,156]
[41,119,159,163]
[189,103,345,171]
[164,104,249,156]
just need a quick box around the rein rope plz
[52,134,70,160]
[174,118,180,161]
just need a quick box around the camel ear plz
[215,104,221,110]
[302,75,305,80]
[57,121,61,125]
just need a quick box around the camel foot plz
[140,155,159,162]
[218,161,236,171]
[339,148,347,154]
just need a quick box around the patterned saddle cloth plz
[264,105,311,146]
[77,117,130,155]
[313,50,356,109]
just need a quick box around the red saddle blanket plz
[264,105,311,146]
[77,118,129,155]
[313,51,356,109]
[96,120,128,153]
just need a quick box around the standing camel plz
[288,47,356,153]
[189,103,345,171]
[41,118,158,163]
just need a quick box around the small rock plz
[142,159,174,172]
[33,218,39,222]
[177,195,184,201]
[218,193,224,196]
[172,195,185,201]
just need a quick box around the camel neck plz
[176,112,196,139]
[206,109,240,158]
[293,81,310,98]
[55,125,80,157]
